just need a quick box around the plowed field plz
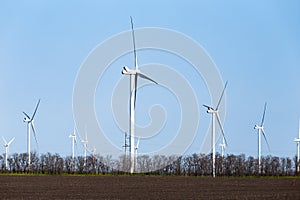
[0,175,299,199]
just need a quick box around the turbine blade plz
[130,16,138,70]
[261,128,270,152]
[31,99,40,120]
[31,122,39,148]
[85,126,88,142]
[216,113,228,146]
[2,136,7,145]
[222,137,226,147]
[91,146,96,154]
[72,126,77,143]
[134,74,138,108]
[138,73,158,84]
[22,112,30,119]
[136,137,140,149]
[203,105,213,110]
[260,102,267,126]
[216,81,228,110]
[7,137,15,145]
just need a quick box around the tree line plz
[0,152,299,176]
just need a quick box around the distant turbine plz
[294,119,300,173]
[135,137,140,172]
[121,16,158,173]
[82,128,88,168]
[254,102,270,175]
[122,131,130,170]
[69,127,76,171]
[204,81,228,178]
[22,99,40,169]
[2,136,15,169]
[219,136,226,157]
[91,146,96,157]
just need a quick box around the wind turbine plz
[294,119,300,173]
[135,137,140,172]
[91,146,96,157]
[122,131,130,171]
[81,129,88,169]
[22,99,40,169]
[254,102,270,175]
[69,127,76,172]
[219,136,226,157]
[2,136,15,169]
[121,16,158,173]
[203,81,228,178]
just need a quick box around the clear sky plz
[0,0,299,159]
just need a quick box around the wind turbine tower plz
[82,129,88,168]
[122,132,130,170]
[123,132,129,154]
[22,99,40,169]
[135,137,140,172]
[69,128,76,171]
[2,137,15,169]
[294,119,300,173]
[91,146,96,158]
[219,136,226,157]
[121,17,158,173]
[203,81,228,178]
[254,102,270,175]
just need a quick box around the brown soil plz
[0,175,299,199]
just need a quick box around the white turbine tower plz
[69,127,76,171]
[82,129,88,169]
[2,136,15,169]
[203,81,228,178]
[91,146,96,157]
[219,136,226,157]
[254,102,270,175]
[121,17,158,173]
[22,99,40,169]
[294,119,300,173]
[135,137,140,172]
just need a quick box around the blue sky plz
[0,0,300,159]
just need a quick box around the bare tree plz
[286,157,293,176]
[245,156,255,176]
[64,156,73,174]
[76,156,85,174]
[0,151,299,176]
[294,155,299,176]
[30,151,40,173]
[19,153,28,172]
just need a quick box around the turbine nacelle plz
[203,105,216,113]
[2,137,15,148]
[82,140,88,143]
[23,111,31,123]
[295,138,300,142]
[254,125,264,130]
[23,117,30,123]
[69,134,76,139]
[122,66,138,75]
[219,143,226,147]
[207,108,217,114]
